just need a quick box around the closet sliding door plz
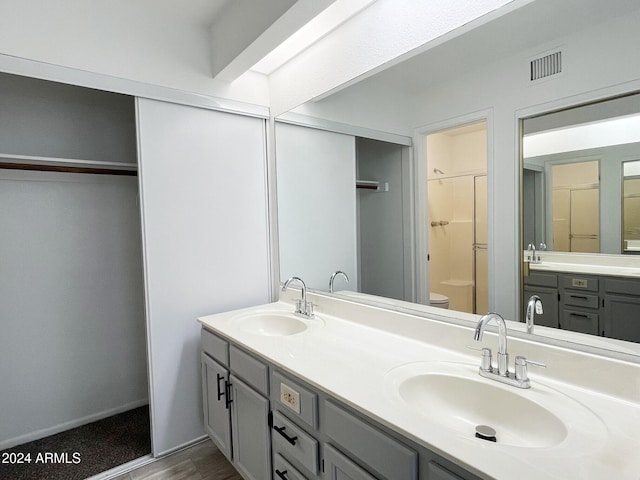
[136,99,271,456]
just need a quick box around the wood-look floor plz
[113,440,243,480]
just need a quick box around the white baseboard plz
[155,434,209,458]
[0,398,149,451]
[85,436,211,480]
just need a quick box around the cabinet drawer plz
[561,275,599,292]
[524,272,558,288]
[604,278,640,296]
[272,411,318,475]
[561,309,599,335]
[563,291,599,309]
[271,371,318,429]
[274,453,308,480]
[201,328,228,367]
[230,345,269,395]
[428,462,465,480]
[324,400,417,480]
[324,443,376,480]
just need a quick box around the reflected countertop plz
[527,251,640,277]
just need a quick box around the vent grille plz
[530,51,562,81]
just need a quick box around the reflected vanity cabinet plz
[524,271,640,342]
[201,327,481,480]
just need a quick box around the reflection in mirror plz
[274,0,640,360]
[623,160,640,253]
[275,121,412,300]
[523,96,640,254]
[522,93,640,345]
[426,122,487,314]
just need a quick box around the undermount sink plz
[385,361,607,450]
[235,312,319,336]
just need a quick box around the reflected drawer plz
[525,272,558,288]
[561,309,599,335]
[561,275,599,292]
[563,292,599,309]
[201,328,228,367]
[272,411,318,475]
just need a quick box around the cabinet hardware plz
[569,294,588,300]
[275,469,289,480]
[225,381,233,409]
[569,312,589,318]
[273,425,298,445]
[216,373,225,401]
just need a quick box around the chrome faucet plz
[525,295,543,334]
[527,243,541,264]
[282,276,314,318]
[472,312,546,388]
[329,270,349,293]
[474,313,509,376]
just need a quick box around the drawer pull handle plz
[570,295,589,300]
[275,469,289,480]
[216,373,225,401]
[225,381,233,409]
[274,425,298,445]
[570,313,589,319]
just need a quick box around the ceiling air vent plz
[530,51,562,81]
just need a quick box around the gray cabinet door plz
[523,286,559,328]
[324,444,377,480]
[201,353,232,460]
[604,294,640,342]
[230,374,271,480]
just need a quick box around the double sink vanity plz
[198,286,640,480]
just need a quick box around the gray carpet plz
[0,406,151,480]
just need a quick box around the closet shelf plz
[0,153,137,175]
[356,179,389,192]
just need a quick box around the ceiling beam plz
[211,0,335,83]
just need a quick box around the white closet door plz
[136,98,271,455]
[275,122,357,291]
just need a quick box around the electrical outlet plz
[280,382,300,414]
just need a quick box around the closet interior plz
[0,72,150,477]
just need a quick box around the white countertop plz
[198,294,640,480]
[528,251,640,277]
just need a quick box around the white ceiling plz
[341,0,640,97]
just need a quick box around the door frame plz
[413,109,494,307]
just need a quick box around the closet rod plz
[0,162,137,176]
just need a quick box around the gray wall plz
[0,171,147,449]
[356,138,411,301]
[0,72,137,163]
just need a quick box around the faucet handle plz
[305,301,314,317]
[514,356,546,382]
[467,346,492,372]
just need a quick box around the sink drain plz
[475,425,497,442]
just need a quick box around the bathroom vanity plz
[198,290,640,480]
[525,252,640,342]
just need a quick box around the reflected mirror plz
[623,160,640,253]
[521,93,640,346]
[274,0,640,358]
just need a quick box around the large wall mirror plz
[273,0,640,360]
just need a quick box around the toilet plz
[429,292,449,309]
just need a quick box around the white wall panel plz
[136,98,271,455]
